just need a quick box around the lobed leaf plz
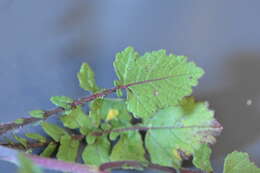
[113,47,204,119]
[223,151,260,173]
[145,98,222,170]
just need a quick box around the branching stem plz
[1,123,222,151]
[0,75,184,136]
[92,124,222,136]
[0,146,207,173]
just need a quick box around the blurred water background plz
[0,1,260,172]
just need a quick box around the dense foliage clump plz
[0,47,259,173]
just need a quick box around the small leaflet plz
[25,133,47,143]
[82,136,110,166]
[14,135,27,148]
[50,96,73,109]
[29,110,45,118]
[77,63,99,92]
[86,135,96,145]
[56,135,80,162]
[60,106,92,131]
[41,122,68,142]
[15,118,24,124]
[40,142,57,157]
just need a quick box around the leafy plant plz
[0,47,259,173]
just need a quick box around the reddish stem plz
[100,161,207,173]
[0,74,186,136]
[92,124,223,136]
[0,146,107,173]
[1,123,222,151]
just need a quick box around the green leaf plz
[223,151,260,173]
[193,144,213,172]
[89,98,134,141]
[89,98,104,127]
[101,123,111,130]
[60,106,92,131]
[77,63,99,92]
[56,135,80,162]
[41,122,68,142]
[109,132,119,141]
[113,47,204,119]
[93,98,131,124]
[25,133,46,143]
[145,98,222,170]
[18,153,43,173]
[86,135,96,145]
[50,96,73,109]
[88,98,132,131]
[14,135,27,148]
[82,136,110,166]
[29,110,44,118]
[110,131,147,163]
[15,118,24,124]
[40,142,57,157]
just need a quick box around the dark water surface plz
[1,1,260,172]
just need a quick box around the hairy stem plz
[0,76,175,136]
[92,123,223,136]
[0,134,85,151]
[1,141,49,150]
[1,123,222,151]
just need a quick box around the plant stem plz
[0,108,64,135]
[27,154,106,173]
[0,134,85,151]
[1,141,48,150]
[100,161,206,173]
[0,146,207,173]
[1,123,222,151]
[92,123,223,136]
[0,74,188,136]
[0,146,107,173]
